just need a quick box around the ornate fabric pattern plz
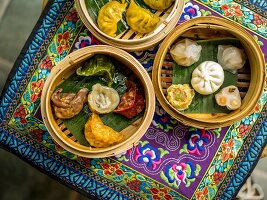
[0,0,266,199]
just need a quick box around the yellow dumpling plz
[167,84,195,111]
[84,113,123,148]
[126,0,160,34]
[97,1,127,37]
[143,0,174,11]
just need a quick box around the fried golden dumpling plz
[167,84,195,111]
[97,1,127,37]
[143,0,174,11]
[84,113,123,148]
[126,0,160,34]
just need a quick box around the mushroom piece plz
[51,88,89,119]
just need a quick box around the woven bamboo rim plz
[152,17,266,129]
[76,0,185,51]
[41,45,155,157]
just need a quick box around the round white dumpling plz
[191,61,224,95]
[170,38,202,67]
[217,45,247,73]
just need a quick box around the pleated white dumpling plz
[217,45,247,73]
[191,61,224,95]
[170,39,202,67]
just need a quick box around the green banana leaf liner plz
[172,38,244,114]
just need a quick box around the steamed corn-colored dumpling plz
[97,1,127,37]
[84,113,123,148]
[167,84,195,111]
[144,0,174,11]
[126,0,160,34]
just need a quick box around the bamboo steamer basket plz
[41,45,155,157]
[152,17,266,129]
[76,0,185,51]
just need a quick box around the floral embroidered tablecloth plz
[0,0,266,199]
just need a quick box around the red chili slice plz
[114,81,145,119]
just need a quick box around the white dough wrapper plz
[191,61,225,95]
[217,45,247,73]
[170,38,202,67]
[88,84,120,114]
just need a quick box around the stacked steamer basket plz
[76,0,185,51]
[41,0,187,158]
[152,17,266,129]
[41,46,155,158]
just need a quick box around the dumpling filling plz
[167,84,195,111]
[215,85,241,110]
[88,84,120,114]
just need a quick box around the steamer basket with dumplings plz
[41,46,155,158]
[76,0,185,51]
[152,17,266,129]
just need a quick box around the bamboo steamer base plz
[152,17,265,129]
[76,0,185,51]
[41,45,155,157]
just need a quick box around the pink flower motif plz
[181,2,201,21]
[187,129,210,155]
[172,163,187,184]
[164,162,197,188]
[134,144,162,170]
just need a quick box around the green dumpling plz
[76,55,115,87]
